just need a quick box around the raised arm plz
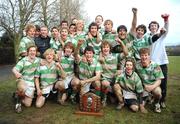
[96,31,102,43]
[130,8,137,35]
[74,39,84,62]
[162,14,169,35]
[151,14,169,43]
[116,37,128,56]
[55,62,67,79]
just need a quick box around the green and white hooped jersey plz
[66,36,78,47]
[18,36,35,55]
[74,31,86,41]
[60,53,74,76]
[102,32,117,47]
[98,27,105,36]
[50,38,62,52]
[121,33,135,58]
[86,37,102,55]
[136,61,164,85]
[74,32,87,55]
[133,35,152,60]
[78,57,102,80]
[15,56,41,86]
[101,53,121,80]
[121,33,135,46]
[115,71,143,93]
[35,61,60,87]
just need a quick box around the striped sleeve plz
[153,64,164,80]
[15,59,24,72]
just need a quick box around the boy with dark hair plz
[149,14,169,108]
[35,25,41,38]
[115,8,137,55]
[50,27,63,53]
[55,42,75,105]
[132,23,166,60]
[60,20,69,29]
[68,23,76,39]
[115,58,147,113]
[70,40,102,103]
[35,26,51,58]
[86,22,102,55]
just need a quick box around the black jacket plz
[35,36,50,58]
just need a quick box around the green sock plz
[95,90,101,96]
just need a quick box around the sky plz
[85,0,180,46]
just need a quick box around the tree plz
[0,0,39,61]
[0,0,87,61]
[38,0,87,28]
[59,0,86,23]
[37,0,60,28]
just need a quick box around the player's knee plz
[153,87,162,99]
[17,85,25,93]
[36,101,44,108]
[130,105,139,112]
[36,97,45,108]
[17,80,26,91]
[24,101,32,107]
[56,82,65,91]
[71,81,80,90]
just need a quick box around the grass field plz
[0,56,180,124]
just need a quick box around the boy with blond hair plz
[34,48,65,108]
[18,24,36,59]
[70,40,102,104]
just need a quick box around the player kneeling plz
[12,46,40,113]
[115,58,147,113]
[34,48,66,108]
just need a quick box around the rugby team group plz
[12,8,169,114]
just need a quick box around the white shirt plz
[150,21,169,65]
